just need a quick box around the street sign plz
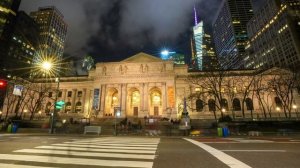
[55,100,65,109]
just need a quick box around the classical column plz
[71,89,77,112]
[144,83,149,115]
[121,84,127,117]
[162,82,167,116]
[100,85,106,114]
[140,83,144,112]
[82,88,87,115]
[62,89,67,101]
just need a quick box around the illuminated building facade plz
[0,0,21,77]
[245,0,300,69]
[2,53,300,121]
[30,6,67,59]
[212,0,253,69]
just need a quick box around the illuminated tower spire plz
[193,4,198,26]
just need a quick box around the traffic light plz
[55,100,65,109]
[0,79,7,109]
[0,79,7,89]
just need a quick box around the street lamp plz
[114,110,121,136]
[292,105,298,118]
[23,109,28,119]
[0,111,2,120]
[40,60,60,134]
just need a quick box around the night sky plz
[20,0,266,63]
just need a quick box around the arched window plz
[245,98,254,110]
[151,91,161,105]
[131,91,140,106]
[274,97,282,108]
[75,102,82,113]
[221,99,229,111]
[45,102,51,115]
[196,99,204,112]
[233,98,241,111]
[208,99,216,112]
[112,92,119,106]
[65,102,71,113]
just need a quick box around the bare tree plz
[187,69,230,121]
[268,70,297,118]
[25,83,53,120]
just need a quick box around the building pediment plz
[121,52,162,63]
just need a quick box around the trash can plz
[217,127,223,137]
[7,124,12,133]
[222,127,229,137]
[12,124,18,133]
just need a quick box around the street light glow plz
[292,105,297,109]
[42,61,53,71]
[161,50,169,56]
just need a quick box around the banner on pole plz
[92,88,100,110]
[13,85,23,96]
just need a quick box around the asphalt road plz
[0,134,299,168]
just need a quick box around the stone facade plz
[2,52,300,120]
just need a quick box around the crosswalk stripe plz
[69,140,159,144]
[53,143,157,150]
[184,138,252,168]
[35,145,156,154]
[15,149,155,159]
[64,141,158,147]
[0,154,153,168]
[0,163,58,168]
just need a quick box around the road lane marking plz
[0,163,58,168]
[221,150,286,152]
[184,138,252,168]
[35,145,156,154]
[15,149,155,159]
[64,141,158,146]
[0,154,153,168]
[53,143,157,150]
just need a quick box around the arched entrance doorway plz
[149,87,162,116]
[127,88,140,117]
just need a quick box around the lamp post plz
[292,105,298,118]
[114,110,121,136]
[40,60,60,134]
[23,109,28,120]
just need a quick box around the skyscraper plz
[245,0,300,70]
[0,0,21,77]
[191,5,204,70]
[30,6,67,60]
[6,11,39,77]
[212,0,253,69]
[191,6,217,70]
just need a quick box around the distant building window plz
[77,91,82,97]
[221,99,229,111]
[58,91,62,97]
[233,98,241,111]
[196,99,204,112]
[67,91,72,97]
[48,92,52,98]
[274,97,282,108]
